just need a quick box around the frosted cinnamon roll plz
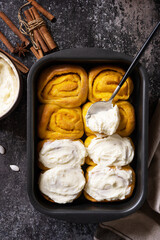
[37,65,88,108]
[38,139,87,170]
[82,101,135,137]
[38,104,84,140]
[39,167,86,204]
[82,102,120,136]
[84,165,135,202]
[84,134,134,166]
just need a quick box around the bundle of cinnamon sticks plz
[0,0,57,69]
[24,6,57,59]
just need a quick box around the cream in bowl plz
[0,52,21,119]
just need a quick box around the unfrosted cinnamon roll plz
[88,66,133,102]
[39,167,86,204]
[37,65,88,108]
[84,165,135,202]
[38,104,84,140]
[84,134,134,166]
[38,139,87,170]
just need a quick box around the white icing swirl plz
[39,167,86,203]
[85,165,133,201]
[39,139,87,168]
[86,105,120,136]
[87,134,134,166]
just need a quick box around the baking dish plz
[27,48,148,223]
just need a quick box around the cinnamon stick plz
[27,0,55,22]
[29,8,49,53]
[24,9,49,53]
[0,11,30,46]
[30,46,41,59]
[0,31,15,53]
[38,48,43,58]
[0,48,29,74]
[30,7,57,51]
[36,40,43,58]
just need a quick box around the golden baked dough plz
[84,135,96,148]
[37,65,88,107]
[88,66,133,102]
[82,102,95,136]
[116,101,135,136]
[84,165,135,202]
[38,104,84,140]
[84,135,134,166]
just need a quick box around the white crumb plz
[0,145,5,154]
[10,165,20,172]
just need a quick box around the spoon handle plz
[110,21,160,101]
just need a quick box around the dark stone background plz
[0,0,159,239]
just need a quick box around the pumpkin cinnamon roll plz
[39,167,86,204]
[82,102,120,136]
[82,101,135,137]
[37,65,88,108]
[38,104,84,140]
[38,139,87,170]
[116,101,135,136]
[88,66,133,102]
[84,134,134,166]
[84,165,135,202]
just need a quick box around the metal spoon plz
[86,21,160,121]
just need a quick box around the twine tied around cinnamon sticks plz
[18,1,57,58]
[18,2,45,50]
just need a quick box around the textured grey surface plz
[0,0,159,239]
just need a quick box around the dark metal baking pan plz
[27,48,148,223]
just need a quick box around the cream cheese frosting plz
[85,165,133,201]
[86,104,120,136]
[39,139,87,168]
[0,56,19,118]
[87,134,134,166]
[39,167,86,203]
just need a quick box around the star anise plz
[14,42,29,57]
